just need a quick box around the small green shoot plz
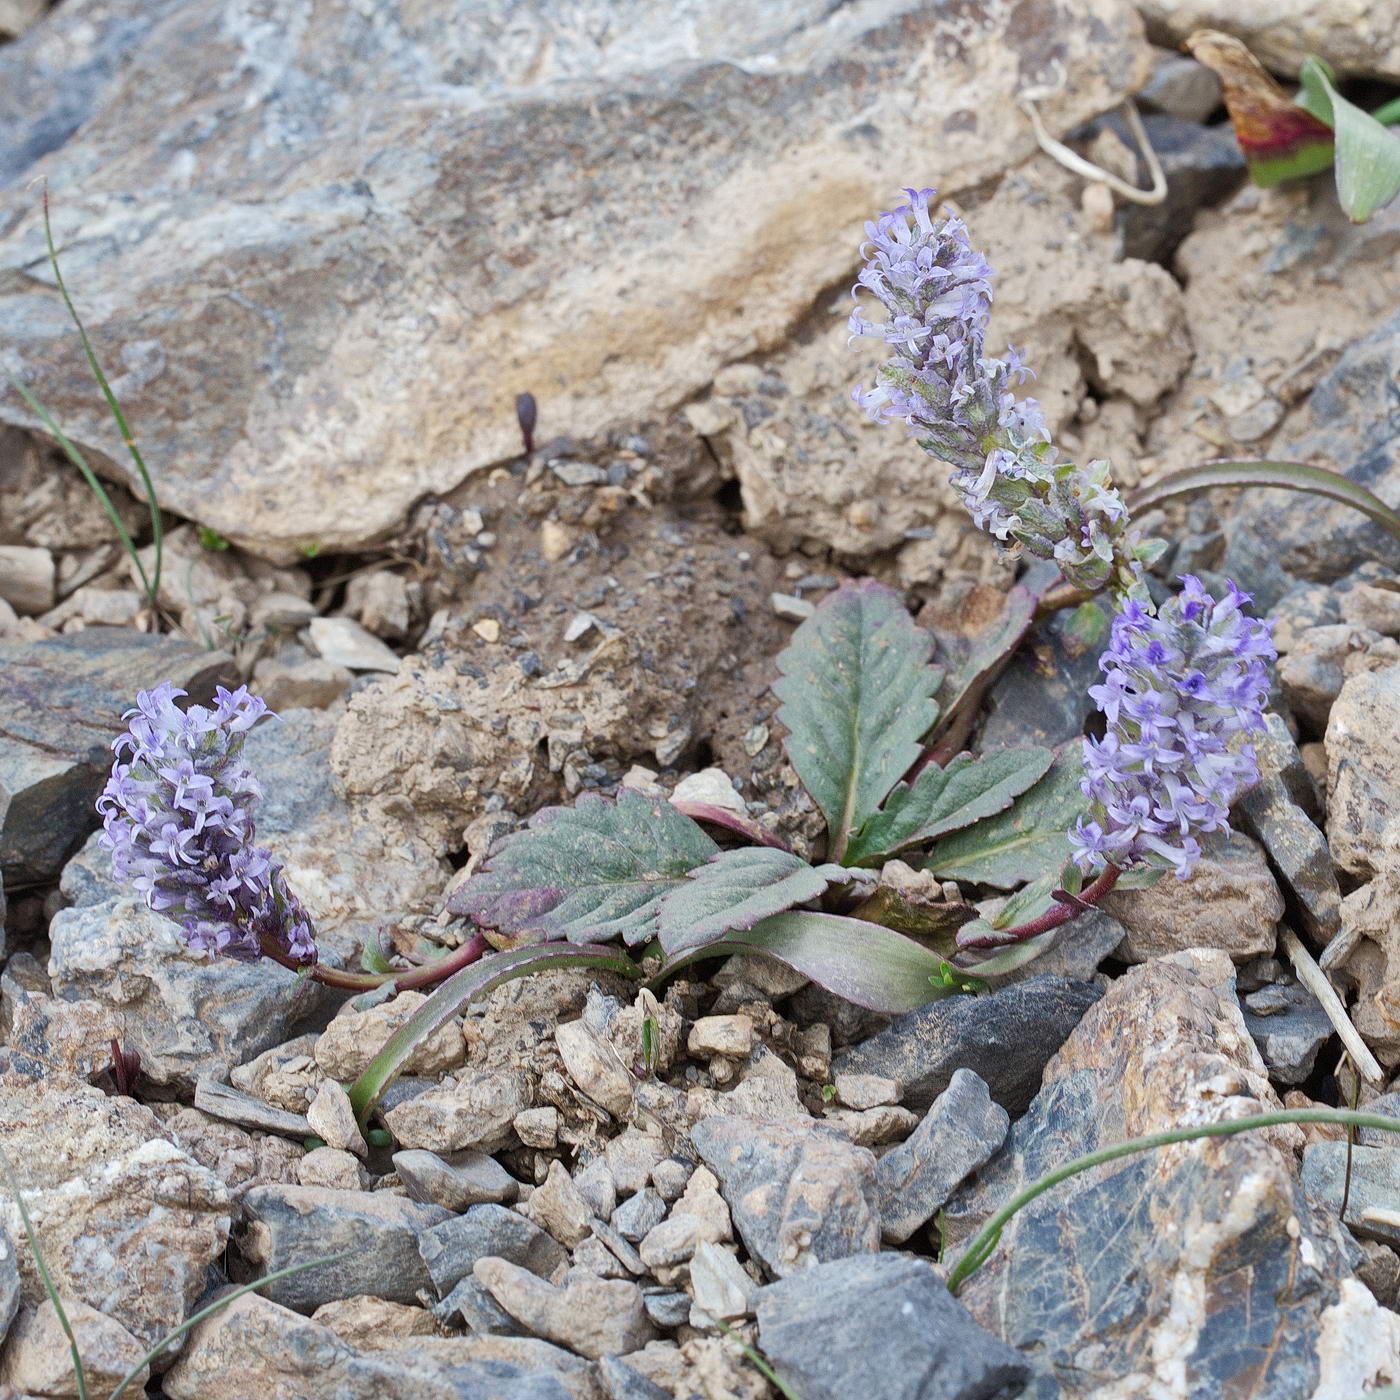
[197,526,231,551]
[639,1014,658,1076]
[820,1083,838,1103]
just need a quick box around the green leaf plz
[845,747,1054,866]
[1127,458,1400,551]
[925,747,1086,888]
[655,847,859,956]
[349,942,641,1123]
[653,910,969,1013]
[773,581,942,862]
[989,862,1081,930]
[1299,56,1400,220]
[448,788,719,946]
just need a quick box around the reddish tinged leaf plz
[1185,30,1334,187]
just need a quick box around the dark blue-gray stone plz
[755,1252,1029,1400]
[418,1204,568,1299]
[833,976,1102,1116]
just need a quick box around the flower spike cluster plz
[850,188,1149,593]
[1071,576,1276,880]
[97,682,316,964]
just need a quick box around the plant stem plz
[957,864,1121,949]
[1032,578,1100,620]
[946,1107,1400,1294]
[259,931,490,992]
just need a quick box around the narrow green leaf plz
[925,748,1086,888]
[348,943,640,1123]
[653,910,969,1013]
[773,581,942,862]
[448,788,718,946]
[1298,56,1400,220]
[846,747,1054,866]
[1127,459,1400,549]
[655,847,859,956]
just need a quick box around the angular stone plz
[613,1187,667,1244]
[194,1078,313,1139]
[687,1014,755,1059]
[831,1073,899,1110]
[689,1241,757,1322]
[434,1274,528,1336]
[521,1160,594,1249]
[597,1354,673,1400]
[418,1204,568,1299]
[876,1069,1009,1246]
[832,976,1101,1116]
[47,896,325,1091]
[239,1185,450,1311]
[316,990,465,1081]
[1242,983,1335,1085]
[1103,831,1283,963]
[0,0,1150,559]
[555,1018,634,1118]
[1,956,124,1084]
[308,617,401,673]
[0,1076,230,1349]
[0,544,54,615]
[755,1253,1029,1400]
[690,1116,879,1278]
[0,628,233,883]
[1302,1143,1400,1248]
[251,653,352,711]
[306,1081,367,1157]
[311,1295,437,1352]
[945,951,1400,1397]
[473,1258,657,1360]
[637,1167,732,1269]
[296,1146,368,1191]
[383,1070,530,1153]
[0,1298,148,1399]
[393,1148,519,1211]
[151,1103,303,1202]
[1329,668,1400,878]
[161,1290,573,1399]
[1237,712,1340,942]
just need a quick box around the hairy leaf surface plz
[656,847,858,955]
[846,746,1054,865]
[774,581,942,860]
[449,788,719,946]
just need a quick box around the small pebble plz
[771,592,816,622]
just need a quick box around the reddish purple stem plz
[260,931,491,992]
[672,802,792,852]
[958,864,1122,950]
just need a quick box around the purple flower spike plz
[850,188,1147,592]
[97,682,316,965]
[1071,577,1276,879]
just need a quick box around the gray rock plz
[597,1354,673,1400]
[1138,50,1221,122]
[0,1224,17,1347]
[239,1185,451,1311]
[945,951,1394,1398]
[194,1078,313,1139]
[832,976,1102,1116]
[1241,983,1334,1085]
[0,628,233,884]
[1237,713,1339,941]
[161,1289,574,1399]
[418,1204,569,1299]
[1302,1143,1400,1248]
[689,1241,757,1321]
[754,1253,1029,1400]
[433,1275,528,1337]
[612,1187,667,1243]
[689,1116,879,1278]
[394,1149,520,1211]
[0,0,1148,560]
[473,1258,657,1360]
[1097,113,1244,264]
[980,906,1124,987]
[0,1078,231,1349]
[0,1297,149,1397]
[47,895,327,1091]
[641,1290,691,1328]
[1356,1094,1400,1149]
[1226,310,1400,594]
[1328,668,1400,878]
[876,1069,1009,1246]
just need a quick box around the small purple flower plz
[1070,577,1276,879]
[850,188,1145,591]
[97,682,316,964]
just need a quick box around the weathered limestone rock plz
[0,1299,148,1399]
[1328,667,1400,878]
[0,0,1149,559]
[0,1076,231,1349]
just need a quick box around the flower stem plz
[1033,578,1100,620]
[957,864,1121,949]
[260,931,491,992]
